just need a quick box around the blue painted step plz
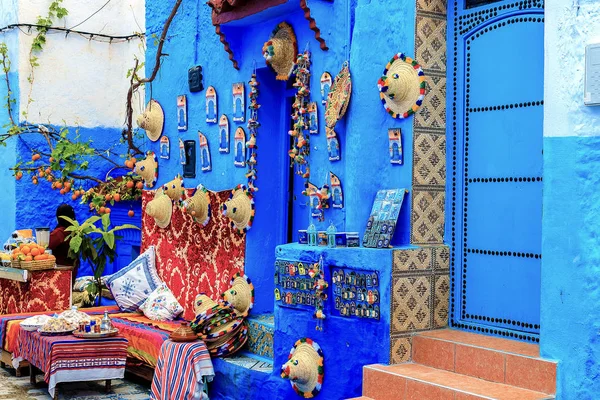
[245,313,274,359]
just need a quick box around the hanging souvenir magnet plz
[232,82,245,122]
[234,127,246,167]
[206,86,217,123]
[389,128,403,165]
[179,139,186,165]
[308,102,318,135]
[329,171,343,209]
[327,131,340,162]
[177,95,188,131]
[320,72,332,106]
[219,114,230,153]
[275,288,281,301]
[198,132,212,172]
[304,182,323,218]
[159,136,170,160]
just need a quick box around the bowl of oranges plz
[11,243,56,271]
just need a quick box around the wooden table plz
[13,327,128,399]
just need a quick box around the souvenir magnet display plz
[218,114,230,153]
[234,127,246,167]
[329,171,343,209]
[389,128,403,164]
[377,52,426,119]
[206,86,218,123]
[308,102,318,135]
[198,132,212,172]
[232,83,245,122]
[177,95,187,131]
[320,72,332,105]
[159,136,170,160]
[363,189,407,248]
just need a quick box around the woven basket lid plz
[325,63,352,132]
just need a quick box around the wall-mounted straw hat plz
[134,152,158,188]
[162,175,185,202]
[182,184,211,226]
[136,99,164,141]
[281,338,324,398]
[377,52,426,119]
[263,22,298,81]
[145,189,172,229]
[221,272,254,317]
[221,184,255,233]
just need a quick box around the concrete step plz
[363,363,554,400]
[412,329,556,394]
[245,313,274,359]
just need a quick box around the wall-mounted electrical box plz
[584,44,600,106]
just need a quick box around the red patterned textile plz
[142,189,246,320]
[0,269,72,314]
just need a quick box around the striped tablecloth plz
[13,327,128,398]
[151,340,214,400]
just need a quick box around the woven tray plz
[11,260,20,269]
[20,259,56,271]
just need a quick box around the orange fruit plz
[30,248,40,257]
[71,194,77,201]
[21,246,31,255]
[59,189,66,195]
[125,160,132,169]
[31,154,40,161]
[45,168,51,175]
[99,206,106,214]
[49,157,54,162]
[15,171,22,180]
[126,181,134,189]
[38,171,45,177]
[34,254,46,261]
[55,181,63,189]
[64,181,71,190]
[136,182,143,190]
[113,193,121,202]
[32,177,38,185]
[105,194,112,201]
[128,210,135,217]
[24,255,32,262]
[104,207,111,214]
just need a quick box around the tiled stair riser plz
[245,314,274,359]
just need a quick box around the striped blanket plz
[151,340,214,400]
[13,328,128,398]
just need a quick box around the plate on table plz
[37,328,76,336]
[73,328,119,339]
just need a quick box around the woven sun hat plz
[136,99,164,141]
[162,175,185,202]
[263,22,298,81]
[221,272,254,317]
[377,52,426,119]
[221,184,255,233]
[145,189,172,229]
[281,338,324,398]
[203,316,245,340]
[193,294,219,317]
[134,152,159,188]
[183,184,211,226]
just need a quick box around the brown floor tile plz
[455,343,505,383]
[364,365,406,400]
[418,329,540,357]
[412,335,455,372]
[505,353,557,394]
[405,380,454,400]
[454,393,490,400]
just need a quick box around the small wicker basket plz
[19,259,56,271]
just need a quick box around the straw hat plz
[182,184,211,226]
[221,184,255,233]
[377,52,426,119]
[162,175,185,202]
[203,316,245,340]
[145,190,172,229]
[136,99,164,141]
[263,22,298,81]
[134,152,159,188]
[221,272,254,317]
[281,338,324,398]
[193,294,219,317]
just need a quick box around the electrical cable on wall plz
[0,23,143,42]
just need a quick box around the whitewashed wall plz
[17,0,145,127]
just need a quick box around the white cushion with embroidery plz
[139,282,184,321]
[106,246,162,312]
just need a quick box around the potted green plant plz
[61,214,139,306]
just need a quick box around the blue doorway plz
[449,0,544,342]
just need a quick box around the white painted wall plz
[545,0,600,137]
[16,0,145,127]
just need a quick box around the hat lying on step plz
[281,338,324,398]
[136,99,164,142]
[377,52,426,119]
[145,189,172,229]
[263,22,298,81]
[182,185,211,226]
[134,152,159,188]
[221,272,254,317]
[221,184,255,233]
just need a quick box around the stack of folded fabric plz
[190,273,254,357]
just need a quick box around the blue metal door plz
[449,0,544,342]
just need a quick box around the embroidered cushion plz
[139,282,184,321]
[106,246,162,312]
